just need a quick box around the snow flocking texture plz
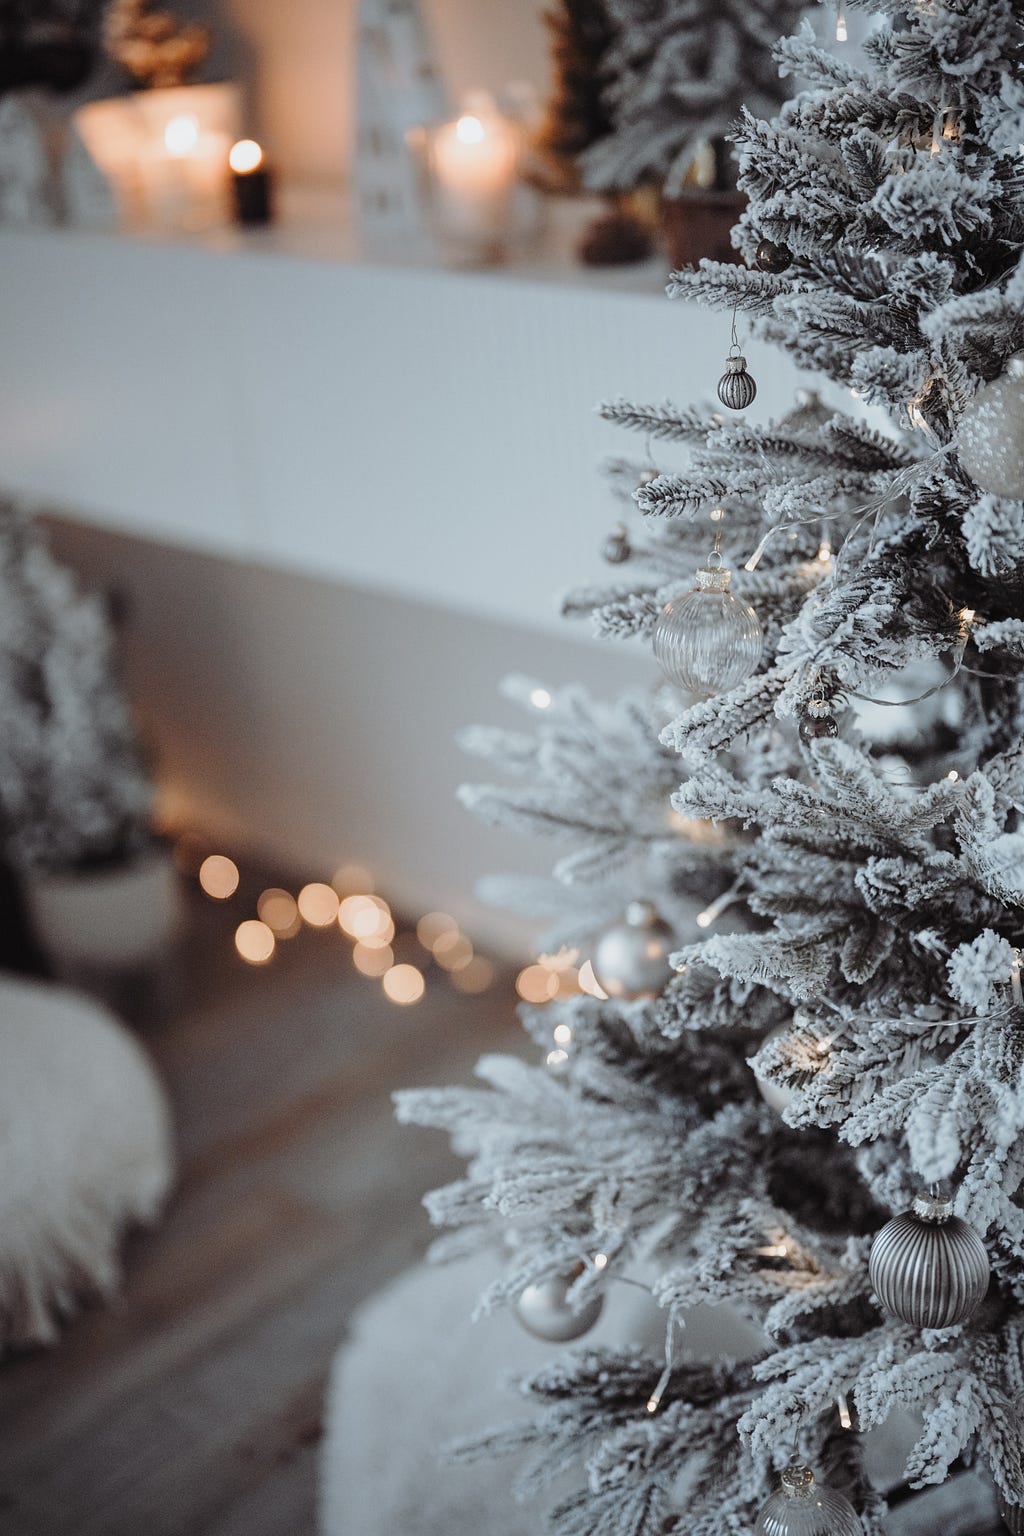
[396,3,1024,1531]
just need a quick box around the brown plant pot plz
[662,189,746,269]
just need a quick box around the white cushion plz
[0,972,173,1351]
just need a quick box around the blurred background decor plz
[76,0,240,231]
[352,0,445,252]
[530,0,653,268]
[0,0,114,226]
[0,496,178,987]
[577,0,807,266]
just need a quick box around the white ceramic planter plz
[23,843,182,978]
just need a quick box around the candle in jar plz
[428,108,518,257]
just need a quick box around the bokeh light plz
[353,941,394,977]
[416,911,458,949]
[297,882,340,927]
[383,963,425,1005]
[433,931,473,973]
[164,114,199,155]
[229,138,263,173]
[235,919,275,965]
[516,965,559,1003]
[450,956,495,994]
[257,888,300,937]
[199,854,240,900]
[578,960,609,1000]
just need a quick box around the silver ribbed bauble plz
[958,355,1024,499]
[999,1492,1024,1535]
[717,354,757,410]
[868,1193,989,1329]
[755,1465,863,1536]
[653,565,763,697]
[590,900,675,1001]
[515,1267,604,1342]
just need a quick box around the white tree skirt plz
[320,1252,1000,1536]
[0,972,173,1351]
[319,1249,765,1536]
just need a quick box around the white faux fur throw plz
[0,973,173,1351]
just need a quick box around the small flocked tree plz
[0,496,152,875]
[534,0,617,193]
[398,2,1024,1532]
[581,0,807,195]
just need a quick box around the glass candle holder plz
[75,82,241,233]
[409,93,521,266]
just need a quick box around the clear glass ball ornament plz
[515,1266,604,1342]
[868,1192,989,1329]
[958,354,1024,499]
[752,1011,816,1116]
[653,562,763,697]
[755,1465,863,1536]
[590,899,675,1001]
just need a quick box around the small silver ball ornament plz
[958,354,1024,500]
[602,523,631,564]
[653,564,763,697]
[515,1267,604,1342]
[590,900,675,1001]
[717,353,757,411]
[755,1465,863,1536]
[869,1192,989,1329]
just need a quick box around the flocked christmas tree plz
[0,495,152,875]
[581,0,808,195]
[398,2,1024,1532]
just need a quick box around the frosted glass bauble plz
[868,1193,989,1329]
[958,354,1024,499]
[752,1013,816,1115]
[515,1268,603,1341]
[653,566,763,697]
[755,1466,863,1536]
[590,900,675,1001]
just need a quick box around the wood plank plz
[0,868,521,1536]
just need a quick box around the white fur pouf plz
[0,972,174,1352]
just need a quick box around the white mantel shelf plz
[0,196,817,637]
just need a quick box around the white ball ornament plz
[653,561,763,698]
[958,354,1024,500]
[752,1016,817,1115]
[868,1191,989,1329]
[590,900,676,1001]
[754,1465,863,1536]
[515,1267,604,1342]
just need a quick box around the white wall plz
[0,227,824,948]
[0,229,814,639]
[221,0,551,186]
[44,518,648,953]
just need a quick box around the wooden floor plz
[0,871,520,1536]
